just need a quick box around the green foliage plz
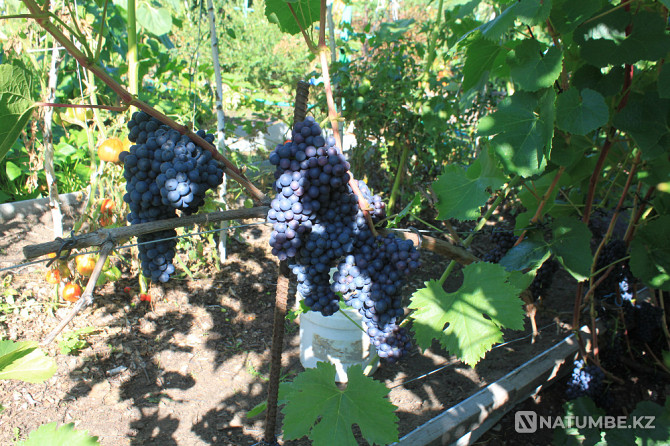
[58,327,97,355]
[265,0,321,37]
[433,148,506,221]
[0,340,57,383]
[549,217,594,282]
[409,263,526,366]
[630,216,670,291]
[0,61,37,162]
[14,422,100,446]
[279,362,399,445]
[477,89,554,177]
[554,397,670,445]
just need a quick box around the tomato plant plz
[62,283,82,302]
[75,254,96,276]
[100,198,114,214]
[97,138,125,163]
[45,269,61,284]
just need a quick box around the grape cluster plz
[594,239,633,301]
[566,359,605,401]
[623,300,664,344]
[333,234,420,361]
[482,230,516,263]
[120,111,223,282]
[529,258,558,300]
[267,117,420,361]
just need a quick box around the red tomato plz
[63,283,82,302]
[76,254,97,276]
[45,269,61,284]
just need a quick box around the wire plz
[0,221,269,275]
[389,321,560,389]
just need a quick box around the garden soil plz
[0,206,581,445]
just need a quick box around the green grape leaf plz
[556,88,609,135]
[572,65,626,98]
[6,161,22,181]
[515,169,566,231]
[625,400,670,445]
[550,0,603,34]
[15,422,100,446]
[478,90,553,177]
[658,64,670,99]
[433,148,506,221]
[549,217,593,281]
[461,34,505,92]
[409,263,525,366]
[507,40,563,92]
[614,91,670,161]
[554,397,607,445]
[478,4,518,40]
[576,9,670,67]
[630,216,670,291]
[136,2,172,35]
[0,62,37,162]
[265,0,321,36]
[515,0,552,25]
[476,0,550,41]
[279,363,398,445]
[499,237,551,272]
[0,340,57,383]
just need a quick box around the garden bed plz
[1,208,585,445]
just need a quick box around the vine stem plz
[575,152,641,362]
[514,166,565,247]
[20,0,267,204]
[35,102,126,111]
[387,141,410,212]
[437,177,520,286]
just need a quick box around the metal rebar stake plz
[263,81,310,444]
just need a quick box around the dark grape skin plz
[122,111,223,283]
[267,116,421,361]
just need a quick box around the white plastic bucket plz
[299,305,379,383]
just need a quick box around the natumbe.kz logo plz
[515,410,656,434]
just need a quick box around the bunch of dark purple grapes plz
[267,117,420,361]
[482,230,516,263]
[120,111,223,282]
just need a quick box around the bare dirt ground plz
[0,203,578,445]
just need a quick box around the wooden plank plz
[393,326,595,446]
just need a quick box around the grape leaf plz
[550,0,603,35]
[409,263,525,366]
[554,397,607,445]
[478,90,553,177]
[265,0,321,36]
[15,422,100,446]
[549,217,593,281]
[477,0,549,40]
[461,34,505,93]
[499,237,551,272]
[556,88,609,135]
[0,340,57,383]
[630,216,670,291]
[614,91,670,161]
[279,362,398,446]
[576,9,670,67]
[507,40,563,92]
[0,62,37,162]
[136,2,172,36]
[433,148,506,221]
[658,64,670,99]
